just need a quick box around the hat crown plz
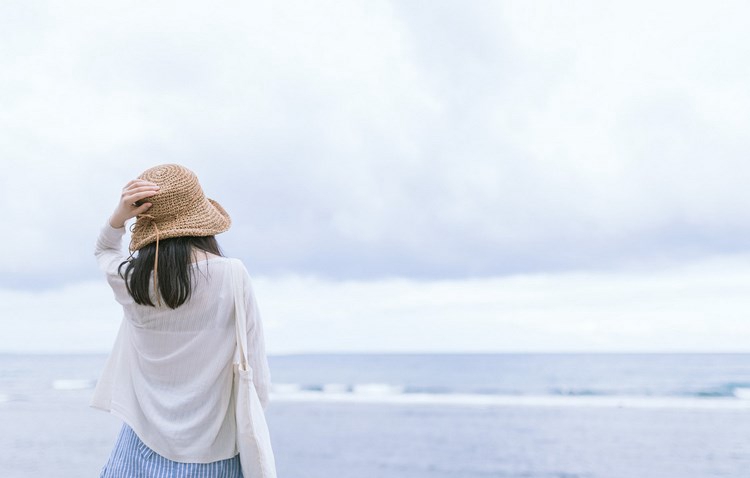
[129,163,231,252]
[139,164,205,219]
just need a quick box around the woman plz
[91,164,273,477]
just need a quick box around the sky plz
[1,1,749,353]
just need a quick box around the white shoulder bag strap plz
[230,258,277,478]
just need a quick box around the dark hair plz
[118,236,224,309]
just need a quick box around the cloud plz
[2,253,749,354]
[1,1,749,289]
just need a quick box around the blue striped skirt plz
[99,423,243,478]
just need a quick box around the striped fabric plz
[99,423,243,478]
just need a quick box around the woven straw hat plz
[129,164,231,252]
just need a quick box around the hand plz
[109,179,160,228]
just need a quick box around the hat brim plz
[129,197,232,252]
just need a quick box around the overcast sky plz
[1,1,749,353]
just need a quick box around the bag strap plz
[230,258,250,370]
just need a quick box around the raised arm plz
[95,179,160,301]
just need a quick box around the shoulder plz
[220,257,254,282]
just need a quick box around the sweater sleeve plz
[94,221,134,305]
[243,268,272,410]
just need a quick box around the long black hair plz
[118,236,224,309]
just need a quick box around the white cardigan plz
[91,222,271,463]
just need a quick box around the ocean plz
[1,353,749,477]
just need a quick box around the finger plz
[124,190,159,205]
[123,179,152,189]
[121,185,159,200]
[122,185,160,196]
[123,179,159,190]
[125,181,159,191]
[134,202,153,214]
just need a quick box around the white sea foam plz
[733,388,750,399]
[322,383,349,393]
[352,383,405,395]
[271,383,302,393]
[52,379,96,391]
[268,390,750,410]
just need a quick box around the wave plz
[269,390,750,410]
[41,376,750,407]
[690,382,750,399]
[271,382,750,398]
[286,382,405,394]
[268,382,750,409]
[352,383,405,394]
[52,379,97,391]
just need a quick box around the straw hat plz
[129,164,231,252]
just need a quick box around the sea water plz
[1,353,749,477]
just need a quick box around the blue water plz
[1,353,749,477]
[266,353,750,399]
